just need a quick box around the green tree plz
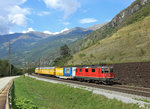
[60,44,71,57]
[25,67,35,74]
[0,60,9,76]
[0,59,24,77]
[52,44,72,66]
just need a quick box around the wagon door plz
[97,68,101,78]
[72,67,76,78]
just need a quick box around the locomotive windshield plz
[102,68,109,73]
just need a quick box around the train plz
[35,65,114,84]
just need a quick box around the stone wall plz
[113,61,150,88]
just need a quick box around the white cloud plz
[43,28,69,35]
[9,31,15,34]
[37,11,51,16]
[28,28,34,32]
[8,14,27,26]
[0,16,10,34]
[43,31,52,34]
[82,10,87,13]
[61,28,69,32]
[22,27,35,33]
[0,0,29,34]
[63,22,70,26]
[79,18,98,24]
[43,0,80,19]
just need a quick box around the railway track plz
[31,73,150,98]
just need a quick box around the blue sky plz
[0,0,135,35]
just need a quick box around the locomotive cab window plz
[102,68,109,73]
[80,69,82,72]
[85,69,88,72]
[105,68,109,73]
[92,69,95,72]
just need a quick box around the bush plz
[11,82,38,109]
[14,98,38,109]
[52,55,72,66]
[79,53,86,58]
[25,68,35,74]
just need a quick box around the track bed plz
[32,73,150,98]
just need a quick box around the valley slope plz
[71,0,150,52]
[67,0,150,65]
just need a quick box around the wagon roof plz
[36,67,55,69]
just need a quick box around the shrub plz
[14,98,38,109]
[79,53,86,58]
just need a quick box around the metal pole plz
[38,58,40,72]
[8,41,11,76]
[39,58,41,67]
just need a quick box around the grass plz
[67,16,150,65]
[134,98,150,103]
[11,76,142,109]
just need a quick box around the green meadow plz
[11,76,142,109]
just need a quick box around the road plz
[0,76,19,92]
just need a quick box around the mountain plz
[0,32,51,61]
[24,27,92,66]
[86,23,107,30]
[0,27,92,67]
[67,0,150,65]
[71,0,150,51]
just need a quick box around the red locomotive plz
[75,66,114,84]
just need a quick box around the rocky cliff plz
[110,0,150,27]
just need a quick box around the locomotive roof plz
[77,65,113,68]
